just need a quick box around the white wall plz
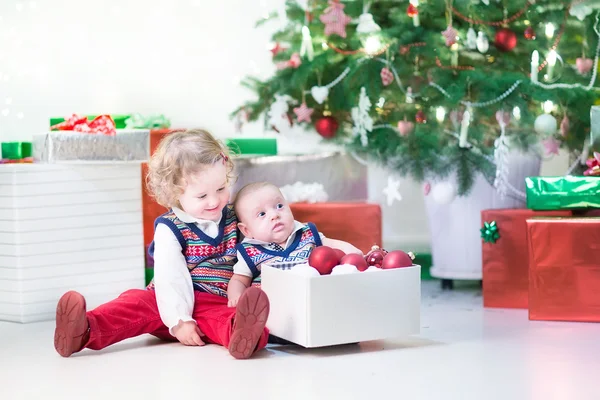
[0,0,569,253]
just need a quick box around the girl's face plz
[178,162,230,222]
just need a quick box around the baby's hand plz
[172,320,205,346]
[228,294,241,308]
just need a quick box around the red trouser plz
[84,289,269,351]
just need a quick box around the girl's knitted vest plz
[147,205,238,297]
[236,222,322,283]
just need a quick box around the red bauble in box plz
[365,245,388,268]
[308,246,339,275]
[340,253,368,272]
[315,116,339,138]
[381,250,415,269]
[494,28,517,52]
[333,248,345,263]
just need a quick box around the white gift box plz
[261,265,421,348]
[0,164,145,323]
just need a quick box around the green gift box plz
[1,142,32,159]
[225,137,277,156]
[50,114,131,129]
[526,176,600,210]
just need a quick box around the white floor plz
[2,281,600,400]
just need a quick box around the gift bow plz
[125,113,171,129]
[480,221,500,244]
[583,152,600,176]
[51,114,117,136]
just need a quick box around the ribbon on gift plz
[583,152,600,176]
[124,113,171,129]
[50,114,117,136]
[0,142,33,163]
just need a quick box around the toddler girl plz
[53,129,270,359]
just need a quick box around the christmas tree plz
[234,0,600,196]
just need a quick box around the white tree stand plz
[424,150,541,287]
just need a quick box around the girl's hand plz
[172,320,205,346]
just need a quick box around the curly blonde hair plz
[146,129,235,208]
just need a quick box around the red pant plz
[84,289,269,351]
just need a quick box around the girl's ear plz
[238,222,252,239]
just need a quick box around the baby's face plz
[237,186,295,244]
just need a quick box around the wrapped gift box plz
[289,202,381,254]
[527,217,600,322]
[481,209,571,309]
[225,137,277,155]
[262,264,420,347]
[33,130,150,163]
[525,176,600,210]
[0,164,146,322]
[50,114,132,129]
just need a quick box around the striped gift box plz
[0,164,145,323]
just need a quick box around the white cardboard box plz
[0,164,145,323]
[261,265,421,348]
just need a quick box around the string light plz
[436,107,446,123]
[363,36,383,53]
[543,100,555,113]
[512,106,521,120]
[545,23,555,39]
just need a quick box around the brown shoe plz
[229,287,270,359]
[54,291,89,357]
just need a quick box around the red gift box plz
[289,202,382,254]
[482,209,570,309]
[527,217,600,322]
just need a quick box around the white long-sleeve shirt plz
[152,207,221,334]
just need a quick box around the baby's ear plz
[238,222,251,239]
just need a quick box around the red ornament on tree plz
[315,114,339,138]
[381,250,415,269]
[524,26,536,40]
[415,110,426,124]
[494,28,517,52]
[365,245,388,268]
[308,246,339,275]
[407,4,418,18]
[340,253,368,272]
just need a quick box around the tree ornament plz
[310,86,329,104]
[293,102,314,123]
[340,253,368,271]
[352,87,374,146]
[382,176,402,206]
[365,245,388,268]
[543,137,560,156]
[356,12,381,34]
[442,25,458,46]
[480,221,500,244]
[380,67,394,86]
[576,57,594,75]
[466,27,477,50]
[431,182,456,205]
[494,28,517,52]
[534,114,558,136]
[406,87,415,104]
[268,95,294,133]
[570,3,593,21]
[584,152,600,176]
[423,182,431,196]
[397,117,414,136]
[315,113,339,138]
[415,109,426,124]
[308,246,338,275]
[381,250,414,269]
[407,4,418,18]
[524,26,536,40]
[269,42,287,57]
[300,26,314,61]
[319,0,352,38]
[476,31,489,53]
[560,115,570,137]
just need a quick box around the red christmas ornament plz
[340,253,368,272]
[365,245,388,268]
[524,26,536,40]
[407,4,418,18]
[315,115,339,138]
[332,248,346,263]
[494,28,517,52]
[415,110,426,124]
[308,246,339,275]
[381,250,415,269]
